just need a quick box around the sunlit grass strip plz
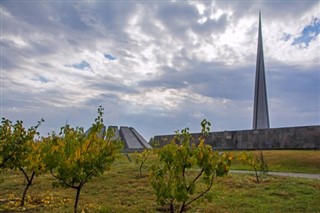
[229,150,320,174]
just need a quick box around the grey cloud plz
[0,41,23,70]
[2,1,58,29]
[140,66,188,89]
[192,14,228,35]
[152,2,228,38]
[140,59,254,101]
[155,2,199,36]
[2,2,134,59]
[257,1,318,20]
[87,79,139,95]
[85,93,120,106]
[267,62,320,106]
[215,1,318,22]
[2,1,133,36]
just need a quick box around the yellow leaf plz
[199,151,203,160]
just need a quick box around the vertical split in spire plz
[253,12,270,129]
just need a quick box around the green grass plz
[229,150,320,174]
[0,151,319,212]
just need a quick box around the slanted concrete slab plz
[86,125,151,152]
[130,127,152,149]
[120,126,144,150]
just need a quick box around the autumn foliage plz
[150,119,232,213]
[0,118,44,206]
[43,106,122,212]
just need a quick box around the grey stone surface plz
[130,127,152,149]
[154,125,320,150]
[86,125,151,152]
[120,126,144,150]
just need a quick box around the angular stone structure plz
[119,126,151,152]
[253,12,270,129]
[86,126,151,152]
[130,127,152,149]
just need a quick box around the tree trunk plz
[20,171,35,206]
[179,202,186,213]
[169,203,174,213]
[74,186,82,213]
[254,168,260,183]
[139,161,144,178]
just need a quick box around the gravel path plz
[230,170,320,179]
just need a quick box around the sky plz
[1,0,319,141]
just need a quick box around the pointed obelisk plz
[253,12,270,129]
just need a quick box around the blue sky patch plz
[67,60,91,71]
[292,18,320,47]
[39,76,48,83]
[281,33,291,41]
[104,53,116,61]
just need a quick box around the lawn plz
[0,151,319,212]
[230,150,320,174]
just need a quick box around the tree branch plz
[19,167,30,183]
[50,169,77,189]
[190,168,204,189]
[0,150,17,168]
[185,173,214,207]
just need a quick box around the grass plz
[229,150,320,174]
[0,151,319,212]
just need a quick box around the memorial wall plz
[153,125,320,150]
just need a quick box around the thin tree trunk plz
[169,198,175,213]
[20,170,35,206]
[74,186,82,213]
[254,168,260,183]
[170,202,174,213]
[139,161,144,178]
[179,202,186,213]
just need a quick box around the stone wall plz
[153,125,320,150]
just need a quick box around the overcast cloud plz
[1,1,319,140]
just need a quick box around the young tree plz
[44,106,122,213]
[19,137,47,206]
[135,149,151,178]
[0,118,44,205]
[237,151,268,183]
[0,119,30,169]
[150,119,232,213]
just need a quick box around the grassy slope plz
[229,150,320,174]
[0,151,319,212]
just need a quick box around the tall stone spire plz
[253,12,270,129]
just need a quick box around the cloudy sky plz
[1,1,319,140]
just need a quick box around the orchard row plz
[1,106,265,213]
